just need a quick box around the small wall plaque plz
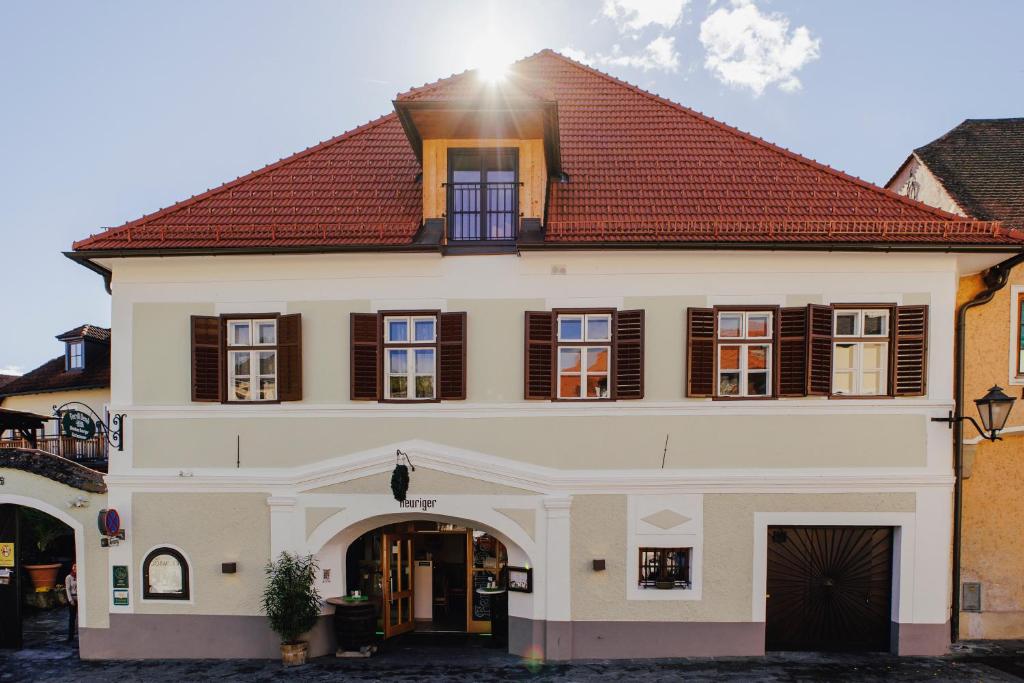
[592,559,606,571]
[221,562,237,574]
[962,582,982,612]
[112,565,129,589]
[113,589,129,606]
[507,566,533,593]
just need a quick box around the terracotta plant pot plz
[281,641,308,666]
[24,563,61,593]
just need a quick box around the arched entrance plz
[0,496,86,651]
[307,509,539,656]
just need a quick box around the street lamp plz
[933,385,1018,442]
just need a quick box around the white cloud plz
[562,35,681,73]
[0,365,23,376]
[698,0,820,96]
[602,0,690,32]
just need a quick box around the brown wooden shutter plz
[807,304,833,396]
[686,308,714,397]
[350,313,381,401]
[613,310,644,399]
[277,313,302,401]
[190,315,222,402]
[893,305,928,396]
[777,307,808,397]
[524,311,554,399]
[438,312,467,400]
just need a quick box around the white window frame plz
[67,340,84,370]
[716,310,773,398]
[832,309,890,396]
[556,313,613,400]
[226,318,278,402]
[383,315,437,401]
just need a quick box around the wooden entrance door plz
[766,526,893,652]
[382,533,415,638]
[0,505,22,649]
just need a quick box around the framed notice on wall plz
[507,566,533,593]
[112,565,129,589]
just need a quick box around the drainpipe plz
[951,251,1024,644]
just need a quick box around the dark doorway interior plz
[766,525,894,652]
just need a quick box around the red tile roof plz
[57,325,111,343]
[73,50,1023,252]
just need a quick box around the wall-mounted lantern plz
[933,385,1018,442]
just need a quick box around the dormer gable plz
[56,325,111,372]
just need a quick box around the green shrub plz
[260,552,322,644]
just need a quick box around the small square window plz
[747,314,771,338]
[229,321,251,346]
[558,316,584,342]
[835,312,858,336]
[387,319,409,343]
[863,311,888,337]
[586,315,611,342]
[414,319,435,342]
[718,313,742,338]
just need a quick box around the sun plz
[476,54,511,83]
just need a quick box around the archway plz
[0,495,87,651]
[307,509,539,656]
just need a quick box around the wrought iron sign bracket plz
[52,401,126,452]
[931,411,1001,442]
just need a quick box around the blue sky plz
[1,0,1022,373]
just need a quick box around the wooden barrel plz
[329,600,376,651]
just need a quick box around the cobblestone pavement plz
[3,611,1024,682]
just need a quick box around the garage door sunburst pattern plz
[766,526,893,652]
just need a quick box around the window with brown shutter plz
[777,307,808,397]
[807,304,834,396]
[686,308,714,397]
[524,311,555,400]
[713,307,776,399]
[893,305,928,396]
[190,313,302,403]
[349,311,467,402]
[525,309,645,401]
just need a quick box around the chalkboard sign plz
[472,572,495,621]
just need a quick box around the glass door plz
[382,533,415,638]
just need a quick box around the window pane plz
[862,343,885,370]
[835,312,858,336]
[233,378,250,401]
[719,345,740,370]
[148,554,183,594]
[389,349,408,373]
[587,348,609,373]
[415,375,434,399]
[558,317,583,341]
[862,371,881,395]
[586,315,611,341]
[258,351,276,376]
[833,371,853,394]
[389,376,408,398]
[559,348,582,372]
[259,378,276,400]
[719,372,740,396]
[388,319,408,342]
[414,319,435,342]
[718,313,742,338]
[586,375,609,398]
[257,321,276,345]
[559,375,582,398]
[232,351,251,376]
[864,312,887,336]
[748,372,768,396]
[747,314,770,338]
[231,322,251,346]
[748,346,768,370]
[414,349,435,373]
[834,343,856,370]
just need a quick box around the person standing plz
[65,563,77,642]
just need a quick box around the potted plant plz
[22,509,72,592]
[261,551,322,666]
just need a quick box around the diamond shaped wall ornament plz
[641,509,691,531]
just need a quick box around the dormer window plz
[67,340,84,371]
[447,149,518,242]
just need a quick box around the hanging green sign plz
[61,410,96,440]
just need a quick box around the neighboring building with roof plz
[10,50,1024,661]
[0,324,111,459]
[888,118,1024,641]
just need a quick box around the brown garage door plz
[766,526,893,652]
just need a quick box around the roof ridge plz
[73,113,399,250]
[394,50,551,101]
[541,49,965,223]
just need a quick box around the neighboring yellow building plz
[0,324,111,468]
[889,118,1024,639]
